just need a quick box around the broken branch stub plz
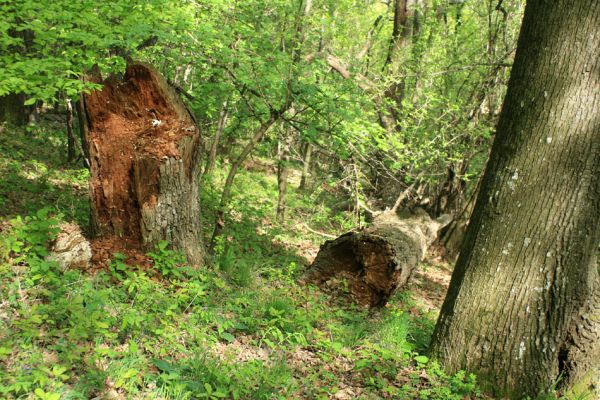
[303,210,450,307]
[84,62,203,265]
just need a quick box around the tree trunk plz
[276,128,292,223]
[299,141,312,190]
[438,177,480,261]
[303,209,450,307]
[0,23,35,126]
[210,111,282,251]
[75,97,90,168]
[429,1,600,397]
[204,99,229,175]
[0,93,29,126]
[431,162,467,218]
[65,98,76,162]
[83,62,204,265]
[379,0,417,132]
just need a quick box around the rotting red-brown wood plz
[84,62,203,265]
[302,209,450,307]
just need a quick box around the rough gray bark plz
[560,279,600,396]
[84,62,203,265]
[429,1,600,397]
[303,209,450,307]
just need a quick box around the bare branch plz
[356,15,384,60]
[325,54,376,92]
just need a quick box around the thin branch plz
[391,171,425,213]
[325,54,376,92]
[168,79,197,101]
[300,222,337,239]
[356,15,384,60]
[495,0,508,18]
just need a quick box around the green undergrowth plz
[0,123,90,228]
[0,126,485,399]
[0,212,479,399]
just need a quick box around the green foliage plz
[418,363,480,400]
[147,240,187,279]
[153,356,294,400]
[108,252,129,281]
[0,0,195,102]
[0,126,90,225]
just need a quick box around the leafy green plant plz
[1,207,60,259]
[418,362,480,400]
[108,252,129,281]
[147,240,187,279]
[218,245,254,287]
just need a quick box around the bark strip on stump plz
[84,62,203,265]
[304,210,449,307]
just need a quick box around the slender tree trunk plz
[439,175,480,261]
[299,141,312,190]
[183,63,193,90]
[431,162,467,217]
[204,99,229,175]
[75,97,90,168]
[65,98,76,162]
[0,22,34,126]
[276,127,292,223]
[210,111,282,251]
[352,161,360,225]
[429,1,600,397]
[379,0,415,131]
[210,0,309,250]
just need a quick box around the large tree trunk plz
[303,209,450,307]
[429,1,600,398]
[84,62,204,265]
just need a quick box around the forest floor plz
[0,124,483,399]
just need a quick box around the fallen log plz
[83,62,203,265]
[303,209,451,307]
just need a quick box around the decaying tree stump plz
[304,209,451,307]
[83,62,203,265]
